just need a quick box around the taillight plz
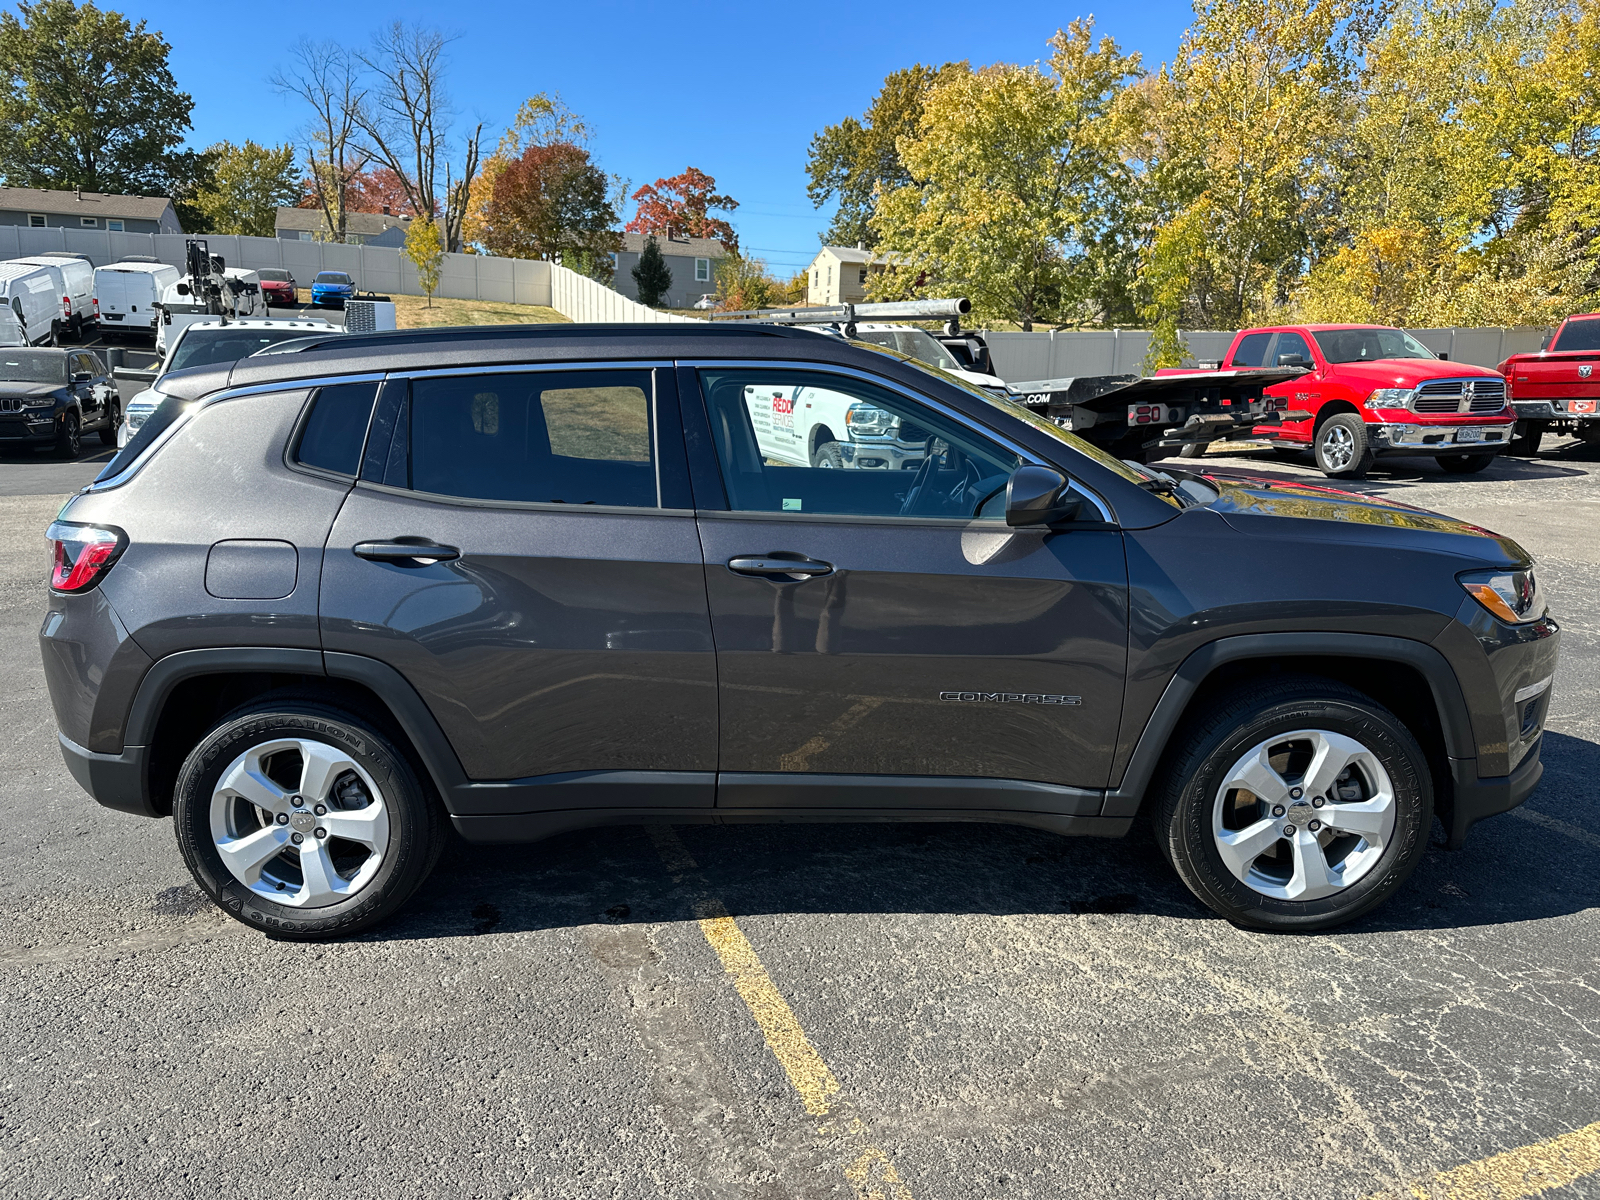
[93,297,100,317]
[63,296,72,320]
[46,521,125,593]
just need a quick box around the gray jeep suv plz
[39,324,1559,939]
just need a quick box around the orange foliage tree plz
[625,167,739,252]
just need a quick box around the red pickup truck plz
[1206,324,1515,478]
[1496,312,1600,455]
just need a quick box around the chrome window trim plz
[84,372,387,493]
[388,360,676,382]
[676,357,1115,523]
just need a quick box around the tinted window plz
[699,369,1019,519]
[1312,327,1435,363]
[1552,318,1600,352]
[295,383,379,476]
[314,272,351,285]
[404,371,656,506]
[169,328,331,373]
[1230,332,1272,367]
[1273,331,1314,365]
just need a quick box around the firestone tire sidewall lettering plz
[172,707,440,940]
[1166,696,1432,932]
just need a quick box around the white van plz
[94,259,181,340]
[155,267,267,353]
[12,254,96,338]
[0,260,68,347]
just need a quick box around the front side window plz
[396,370,657,507]
[698,369,1019,520]
[695,257,710,283]
[1273,331,1315,366]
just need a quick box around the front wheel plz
[1314,414,1375,478]
[54,410,80,458]
[1153,677,1432,931]
[811,440,844,468]
[172,699,445,940]
[98,400,120,446]
[1178,442,1206,459]
[1437,453,1494,474]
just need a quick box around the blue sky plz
[93,0,1197,273]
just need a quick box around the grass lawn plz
[291,291,568,327]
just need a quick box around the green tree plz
[713,255,779,311]
[632,236,673,306]
[0,0,197,195]
[188,141,301,237]
[404,213,445,307]
[806,62,966,248]
[871,21,1142,330]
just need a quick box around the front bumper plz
[311,291,351,307]
[842,435,925,470]
[1446,740,1543,849]
[1370,421,1512,454]
[0,410,65,443]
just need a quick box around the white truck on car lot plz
[116,317,345,447]
[11,253,96,340]
[94,259,181,340]
[0,260,69,347]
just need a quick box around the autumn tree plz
[480,141,620,268]
[627,167,739,252]
[0,0,200,195]
[275,40,368,244]
[713,255,779,311]
[806,63,966,248]
[871,21,1142,330]
[632,236,673,306]
[462,93,609,253]
[190,141,301,236]
[404,212,444,307]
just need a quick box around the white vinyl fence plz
[549,264,701,323]
[984,325,1553,383]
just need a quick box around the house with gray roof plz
[611,232,729,309]
[275,206,413,247]
[0,186,183,234]
[805,244,911,305]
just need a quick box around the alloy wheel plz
[1320,425,1354,471]
[209,737,391,908]
[1211,729,1396,901]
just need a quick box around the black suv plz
[1,347,118,456]
[40,325,1559,939]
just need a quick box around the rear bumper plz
[1446,739,1544,849]
[58,733,156,818]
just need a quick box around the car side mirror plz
[1005,465,1082,527]
[1436,351,1449,361]
[175,282,190,296]
[72,371,91,384]
[1277,353,1306,367]
[1540,334,1551,351]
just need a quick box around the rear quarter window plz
[293,382,380,477]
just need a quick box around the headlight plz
[1364,388,1412,409]
[126,408,152,432]
[23,394,55,407]
[845,402,897,438]
[1458,567,1546,624]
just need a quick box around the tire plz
[811,440,844,468]
[1508,422,1545,457]
[1178,442,1206,459]
[54,410,80,458]
[1153,676,1432,932]
[98,400,119,446]
[1314,413,1375,478]
[1437,453,1494,474]
[46,321,59,348]
[172,699,446,940]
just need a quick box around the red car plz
[1218,324,1514,477]
[255,268,297,309]
[1497,312,1600,455]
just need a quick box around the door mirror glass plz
[72,371,91,384]
[1005,464,1080,527]
[1276,353,1306,367]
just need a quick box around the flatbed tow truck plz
[714,299,1308,462]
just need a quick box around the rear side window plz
[1230,332,1272,367]
[395,370,657,506]
[1552,318,1600,352]
[294,383,379,476]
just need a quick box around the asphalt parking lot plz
[0,435,1597,1199]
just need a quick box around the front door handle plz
[353,539,461,564]
[727,555,834,578]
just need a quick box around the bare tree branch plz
[272,40,369,243]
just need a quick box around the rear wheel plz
[1178,442,1206,459]
[54,410,80,458]
[1154,677,1431,931]
[1314,414,1375,478]
[172,699,445,940]
[1508,422,1546,457]
[1437,453,1494,474]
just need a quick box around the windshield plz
[1552,317,1600,352]
[257,269,291,282]
[0,350,65,384]
[314,272,351,285]
[167,328,329,374]
[853,329,962,372]
[1312,328,1436,364]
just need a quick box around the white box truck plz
[12,253,96,339]
[0,260,69,347]
[94,258,181,341]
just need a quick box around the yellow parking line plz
[647,826,913,1200]
[1366,1119,1600,1199]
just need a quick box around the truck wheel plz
[1437,453,1494,474]
[811,440,844,469]
[54,411,80,458]
[1178,442,1206,459]
[1314,414,1374,478]
[172,698,446,941]
[1153,676,1431,932]
[1509,422,1545,456]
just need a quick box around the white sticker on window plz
[782,498,802,511]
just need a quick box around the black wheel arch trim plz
[1102,631,1476,818]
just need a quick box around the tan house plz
[805,244,909,305]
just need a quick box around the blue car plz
[310,271,355,308]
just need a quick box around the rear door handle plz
[727,555,834,578]
[353,539,461,564]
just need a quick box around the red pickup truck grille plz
[1412,378,1506,413]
